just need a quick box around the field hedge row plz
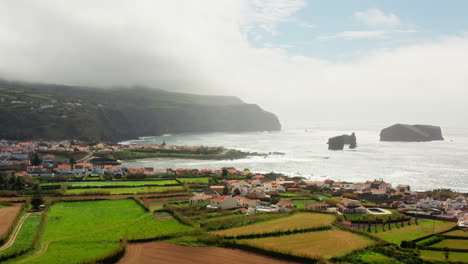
[222,226,333,240]
[129,197,150,212]
[163,203,197,227]
[201,214,285,231]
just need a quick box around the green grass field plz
[241,230,375,259]
[353,251,403,264]
[292,199,319,208]
[66,186,184,195]
[0,214,41,259]
[444,230,468,238]
[42,180,178,187]
[372,219,456,244]
[176,178,210,184]
[420,250,468,263]
[213,213,336,237]
[431,239,468,250]
[12,199,193,264]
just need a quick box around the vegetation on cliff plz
[0,79,281,142]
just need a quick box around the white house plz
[208,196,238,210]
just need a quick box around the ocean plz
[121,124,468,192]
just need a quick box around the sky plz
[1,0,468,128]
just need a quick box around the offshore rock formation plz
[380,124,444,142]
[327,132,357,150]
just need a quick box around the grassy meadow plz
[176,178,210,184]
[13,199,192,264]
[0,214,41,260]
[213,213,335,237]
[420,250,468,263]
[431,239,468,250]
[66,186,184,195]
[42,180,179,187]
[371,219,456,244]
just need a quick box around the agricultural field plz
[42,180,178,187]
[431,239,468,250]
[66,186,184,195]
[241,230,375,259]
[420,250,468,263]
[176,178,210,184]
[0,214,41,260]
[9,199,193,264]
[213,213,335,237]
[444,229,468,238]
[372,219,456,244]
[0,204,22,239]
[292,199,319,209]
[118,242,296,264]
[347,251,403,264]
[344,212,407,222]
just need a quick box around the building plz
[276,200,294,213]
[56,164,72,174]
[208,196,238,210]
[189,194,212,204]
[303,202,329,211]
[336,198,367,214]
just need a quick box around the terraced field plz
[444,230,468,238]
[42,180,178,187]
[7,199,193,264]
[66,186,184,195]
[431,239,468,250]
[372,219,456,244]
[420,250,468,263]
[176,178,210,184]
[241,230,375,259]
[213,213,335,237]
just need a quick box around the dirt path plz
[118,242,298,264]
[15,241,50,264]
[0,204,22,239]
[0,213,31,251]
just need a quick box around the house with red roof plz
[276,200,295,213]
[336,198,367,214]
[303,202,329,211]
[56,164,72,174]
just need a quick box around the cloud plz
[245,0,306,35]
[0,1,467,127]
[318,30,388,40]
[354,9,401,28]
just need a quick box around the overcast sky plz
[1,0,467,128]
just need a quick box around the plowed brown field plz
[118,242,298,264]
[0,204,21,238]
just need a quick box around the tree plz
[443,247,450,261]
[233,188,241,196]
[69,156,76,165]
[30,153,42,166]
[221,169,228,177]
[31,196,44,210]
[222,185,230,195]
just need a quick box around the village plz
[1,139,467,228]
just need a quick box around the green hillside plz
[0,79,281,141]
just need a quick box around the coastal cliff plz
[0,80,281,141]
[380,124,444,142]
